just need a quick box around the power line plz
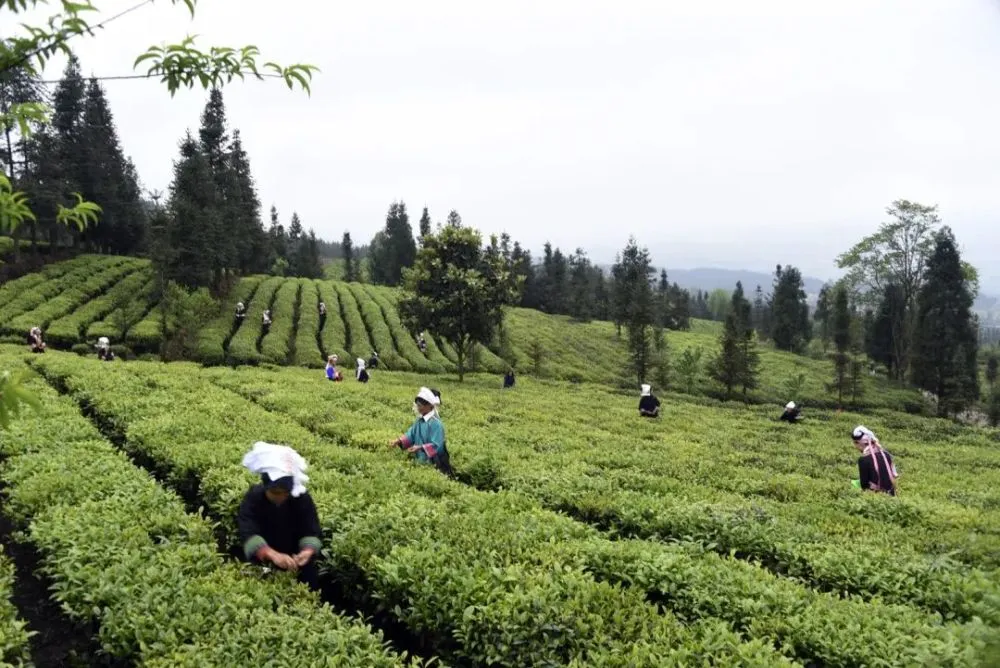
[2,0,155,75]
[35,71,286,85]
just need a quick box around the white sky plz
[15,0,1000,290]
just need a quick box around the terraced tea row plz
[0,352,409,666]
[205,365,1000,625]
[0,256,924,410]
[26,351,998,666]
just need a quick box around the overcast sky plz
[20,0,1000,289]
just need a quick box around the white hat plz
[640,384,651,396]
[786,401,795,410]
[356,358,365,368]
[416,386,440,406]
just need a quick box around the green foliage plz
[194,275,263,365]
[259,278,298,365]
[158,281,218,360]
[675,347,703,394]
[227,276,282,365]
[770,265,811,353]
[399,223,520,380]
[709,283,760,398]
[612,237,656,385]
[46,266,152,346]
[292,280,324,368]
[0,358,405,665]
[0,545,32,665]
[911,228,979,416]
[0,367,40,429]
[368,201,416,287]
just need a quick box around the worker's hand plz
[272,552,298,571]
[406,445,420,454]
[389,438,400,448]
[293,548,315,568]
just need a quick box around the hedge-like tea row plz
[259,279,299,365]
[85,276,156,343]
[361,285,445,374]
[333,282,374,362]
[207,366,1000,666]
[316,281,351,363]
[32,356,792,667]
[46,266,153,346]
[0,357,406,666]
[194,275,263,365]
[0,255,114,324]
[227,276,283,365]
[292,280,324,368]
[4,258,143,336]
[0,545,31,667]
[0,254,86,309]
[346,283,411,371]
[214,365,1000,627]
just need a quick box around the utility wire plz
[2,0,155,75]
[34,71,286,85]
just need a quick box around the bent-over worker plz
[779,401,802,423]
[237,442,323,590]
[325,355,342,381]
[639,384,660,417]
[851,426,899,496]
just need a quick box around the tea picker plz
[238,442,323,590]
[779,401,802,423]
[639,384,660,417]
[390,386,453,476]
[849,425,899,495]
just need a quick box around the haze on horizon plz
[20,0,1000,290]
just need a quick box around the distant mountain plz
[652,267,829,296]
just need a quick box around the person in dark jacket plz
[639,384,660,417]
[237,442,323,590]
[368,351,379,369]
[27,327,45,353]
[235,301,246,324]
[261,309,272,335]
[503,369,515,389]
[779,401,802,423]
[390,387,452,476]
[318,302,327,330]
[356,358,369,383]
[851,426,899,496]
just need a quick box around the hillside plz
[0,255,922,411]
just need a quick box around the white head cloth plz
[241,441,309,497]
[640,384,651,397]
[417,386,441,405]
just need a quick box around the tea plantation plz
[0,256,998,666]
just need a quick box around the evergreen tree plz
[445,209,462,227]
[752,285,767,337]
[830,284,851,407]
[0,40,47,181]
[911,228,979,416]
[288,211,303,243]
[709,282,760,398]
[418,206,431,242]
[196,88,232,279]
[549,248,569,315]
[369,201,417,286]
[296,229,324,278]
[225,129,267,273]
[162,132,219,289]
[613,237,656,384]
[771,264,812,353]
[867,283,905,376]
[342,231,356,282]
[286,211,304,274]
[268,205,287,265]
[986,355,998,389]
[568,249,593,321]
[79,78,145,254]
[813,285,832,352]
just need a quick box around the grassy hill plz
[0,254,924,412]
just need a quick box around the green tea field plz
[0,343,998,666]
[1,255,921,411]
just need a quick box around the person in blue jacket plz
[389,386,452,476]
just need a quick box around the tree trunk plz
[455,338,466,382]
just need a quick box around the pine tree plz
[709,282,759,399]
[445,209,462,227]
[268,205,287,267]
[911,227,979,416]
[225,129,267,273]
[830,284,851,407]
[79,78,145,254]
[771,264,812,353]
[297,229,324,278]
[287,212,304,274]
[813,285,832,352]
[549,248,569,314]
[163,132,219,289]
[568,249,593,321]
[867,283,905,376]
[418,206,431,242]
[0,40,47,181]
[342,231,356,282]
[369,201,417,286]
[986,355,998,389]
[613,237,656,384]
